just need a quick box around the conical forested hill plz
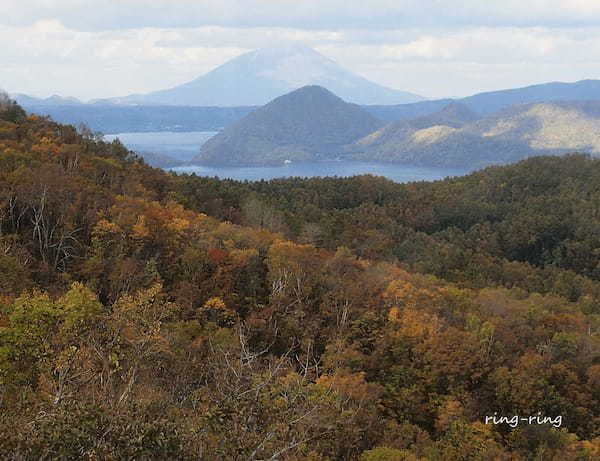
[193,85,384,166]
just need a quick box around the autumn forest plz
[2,97,600,459]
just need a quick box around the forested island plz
[1,97,600,459]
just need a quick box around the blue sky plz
[3,1,600,99]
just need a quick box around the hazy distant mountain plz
[363,99,454,124]
[17,75,600,135]
[366,79,600,123]
[97,44,423,106]
[12,93,84,106]
[24,105,256,133]
[354,100,600,168]
[461,79,600,115]
[193,85,384,166]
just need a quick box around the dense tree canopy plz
[1,100,600,459]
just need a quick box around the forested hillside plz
[351,101,600,168]
[1,98,600,459]
[177,153,600,299]
[194,86,383,166]
[351,102,480,159]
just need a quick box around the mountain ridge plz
[11,93,84,106]
[352,100,600,168]
[352,101,480,154]
[364,79,600,123]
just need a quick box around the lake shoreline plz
[104,131,472,183]
[168,160,471,183]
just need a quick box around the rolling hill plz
[353,100,600,168]
[355,101,480,153]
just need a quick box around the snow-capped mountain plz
[98,43,424,106]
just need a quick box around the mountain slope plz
[353,101,480,153]
[3,97,600,459]
[193,85,384,166]
[99,44,423,106]
[354,100,600,168]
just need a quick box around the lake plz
[103,131,218,161]
[170,162,469,183]
[104,131,470,182]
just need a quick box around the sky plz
[2,1,600,100]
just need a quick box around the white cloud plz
[3,4,600,100]
[6,1,600,31]
[356,28,599,63]
[320,27,600,96]
[0,20,246,99]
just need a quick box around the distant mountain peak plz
[250,42,322,58]
[274,84,341,100]
[251,84,348,111]
[429,101,481,126]
[439,100,478,116]
[98,43,424,106]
